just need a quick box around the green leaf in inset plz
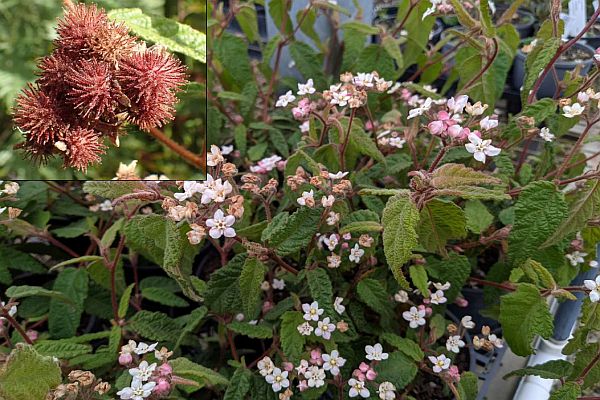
[128,311,179,342]
[382,191,419,288]
[82,181,146,199]
[0,344,62,400]
[238,257,267,318]
[108,8,206,63]
[549,382,581,400]
[49,268,89,339]
[499,283,553,356]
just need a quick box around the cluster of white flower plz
[250,155,283,174]
[584,276,600,303]
[401,281,450,328]
[297,301,337,340]
[566,250,587,267]
[258,356,290,393]
[116,341,173,400]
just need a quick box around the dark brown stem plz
[577,348,600,384]
[469,277,516,291]
[339,109,356,170]
[41,233,80,258]
[554,119,599,178]
[427,143,448,172]
[458,38,499,95]
[391,0,419,37]
[1,312,33,345]
[508,171,600,196]
[109,236,127,322]
[269,252,299,275]
[147,127,203,170]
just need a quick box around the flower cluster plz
[117,340,174,399]
[47,370,111,400]
[13,3,187,171]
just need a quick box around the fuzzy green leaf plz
[238,257,267,318]
[382,191,419,288]
[380,333,424,361]
[373,351,417,390]
[504,360,573,379]
[82,181,146,199]
[128,311,179,342]
[223,367,252,400]
[499,283,553,356]
[280,311,306,363]
[418,199,466,254]
[170,357,228,392]
[464,200,494,234]
[49,268,88,339]
[228,322,273,339]
[357,278,394,320]
[426,253,471,302]
[0,344,62,400]
[204,254,245,314]
[34,341,92,359]
[267,207,321,256]
[549,382,581,400]
[142,287,189,307]
[108,8,206,63]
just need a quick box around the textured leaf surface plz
[171,357,228,391]
[238,257,267,318]
[0,344,62,400]
[508,181,568,269]
[431,163,503,188]
[549,382,581,400]
[356,279,394,320]
[280,311,306,363]
[427,253,471,302]
[418,199,466,254]
[49,268,88,338]
[108,8,206,62]
[223,367,252,400]
[382,192,418,287]
[82,181,146,199]
[464,200,494,234]
[228,322,273,339]
[373,351,417,390]
[499,283,553,356]
[128,311,179,341]
[267,207,321,256]
[204,254,245,314]
[380,333,423,361]
[34,341,92,359]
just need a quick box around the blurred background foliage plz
[0,0,206,179]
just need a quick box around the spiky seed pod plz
[55,3,136,64]
[37,52,72,99]
[66,59,117,121]
[13,84,68,146]
[117,49,187,131]
[62,127,106,171]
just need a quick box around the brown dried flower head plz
[12,2,188,172]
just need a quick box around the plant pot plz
[511,42,595,98]
[371,6,444,44]
[494,6,536,39]
[582,19,600,50]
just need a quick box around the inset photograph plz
[0,0,206,179]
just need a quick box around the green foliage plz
[239,257,267,318]
[170,357,228,392]
[382,191,419,288]
[499,283,554,356]
[373,351,418,390]
[204,254,245,314]
[380,333,424,362]
[549,382,581,400]
[264,207,321,256]
[0,344,62,400]
[128,311,179,341]
[504,359,573,379]
[418,199,466,255]
[464,200,494,234]
[49,268,89,339]
[280,311,306,363]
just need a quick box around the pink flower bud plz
[353,369,366,381]
[448,125,469,140]
[310,349,323,365]
[118,353,133,365]
[448,365,461,381]
[366,368,377,381]
[276,160,287,171]
[26,330,38,342]
[428,120,446,136]
[425,307,433,316]
[153,378,171,396]
[358,362,370,373]
[159,363,173,377]
[298,380,309,391]
[282,362,294,372]
[365,120,374,131]
[454,297,469,308]
[341,242,349,249]
[262,301,273,314]
[423,298,431,304]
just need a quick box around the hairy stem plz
[148,127,203,170]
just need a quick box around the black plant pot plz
[512,42,596,98]
[494,7,535,39]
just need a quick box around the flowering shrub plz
[1,0,600,399]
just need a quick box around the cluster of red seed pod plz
[13,2,188,171]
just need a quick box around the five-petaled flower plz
[302,301,324,321]
[584,276,600,303]
[206,209,236,239]
[116,379,156,400]
[403,306,426,329]
[429,354,451,373]
[464,133,501,163]
[365,343,388,361]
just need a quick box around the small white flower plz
[296,359,309,375]
[584,276,600,302]
[539,127,555,142]
[334,297,345,315]
[133,342,158,355]
[348,378,370,398]
[422,0,439,19]
[272,278,285,290]
[429,354,451,373]
[1,182,19,195]
[297,322,314,336]
[297,190,315,207]
[321,195,335,208]
[407,98,432,119]
[99,199,113,212]
[116,379,156,400]
[403,306,426,329]
[322,350,346,376]
[128,361,157,382]
[365,343,388,361]
[446,335,465,353]
[430,290,447,305]
[432,281,451,291]
[297,79,316,95]
[394,290,409,303]
[258,356,275,376]
[329,171,349,180]
[480,116,498,130]
[221,145,234,155]
[465,133,501,163]
[326,211,340,226]
[315,317,336,340]
[174,181,203,202]
[488,334,504,348]
[302,301,324,321]
[206,209,236,239]
[590,260,599,268]
[276,91,295,107]
[0,301,17,321]
[300,120,310,133]
[377,381,396,400]
[566,251,587,267]
[466,101,488,116]
[447,95,469,114]
[389,137,406,148]
[327,253,342,268]
[349,244,364,263]
[207,144,224,166]
[563,103,585,118]
[265,368,290,392]
[261,281,270,291]
[353,72,375,88]
[305,366,326,388]
[577,91,590,103]
[323,234,339,251]
[461,315,476,329]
